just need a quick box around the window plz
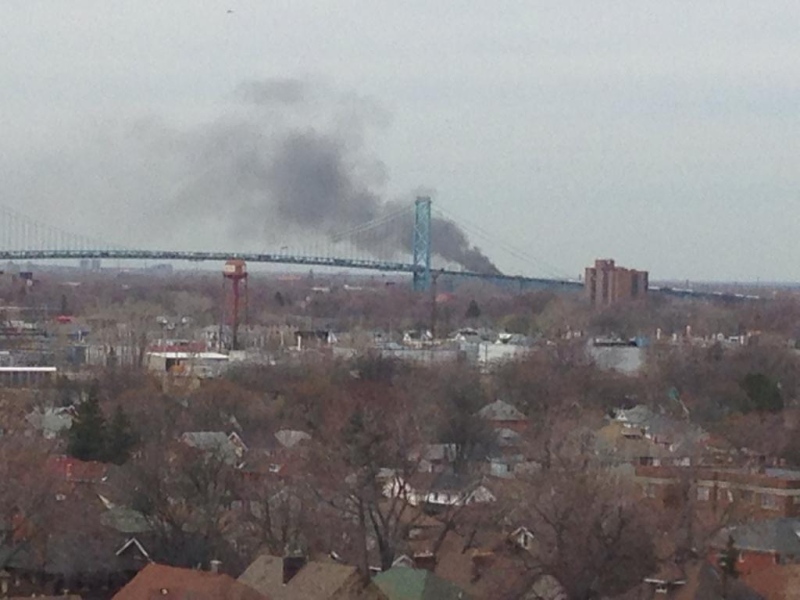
[697,487,710,501]
[761,494,780,510]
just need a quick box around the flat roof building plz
[585,259,648,307]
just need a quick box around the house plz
[595,417,715,469]
[710,518,800,576]
[635,465,800,519]
[474,334,531,370]
[146,351,229,377]
[3,596,81,600]
[636,560,763,600]
[274,430,311,449]
[588,339,644,375]
[25,406,74,439]
[384,472,496,509]
[295,329,337,350]
[508,526,536,552]
[112,563,268,600]
[0,484,145,598]
[408,444,458,473]
[238,554,385,600]
[180,431,246,465]
[742,563,800,599]
[408,525,558,600]
[373,565,470,600]
[476,401,527,433]
[46,455,108,483]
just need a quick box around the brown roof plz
[111,563,269,600]
[7,597,82,600]
[743,563,800,600]
[428,529,531,599]
[237,555,283,596]
[238,554,380,600]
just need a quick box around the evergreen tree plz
[67,384,107,461]
[740,372,783,416]
[105,405,139,465]
[465,299,481,320]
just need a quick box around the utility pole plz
[430,271,440,340]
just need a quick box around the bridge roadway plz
[0,249,760,300]
[0,248,583,289]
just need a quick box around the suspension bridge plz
[0,198,760,301]
[0,197,582,292]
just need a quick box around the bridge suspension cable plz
[433,205,571,280]
[0,204,123,253]
[328,204,410,243]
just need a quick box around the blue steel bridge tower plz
[412,196,432,291]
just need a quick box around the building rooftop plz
[373,566,471,600]
[476,400,526,422]
[112,563,268,600]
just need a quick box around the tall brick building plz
[585,259,648,306]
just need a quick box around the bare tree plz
[0,437,57,570]
[124,441,244,569]
[502,468,656,600]
[309,380,427,572]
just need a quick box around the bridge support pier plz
[412,197,432,292]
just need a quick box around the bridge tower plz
[412,196,432,291]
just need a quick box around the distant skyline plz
[1,2,799,282]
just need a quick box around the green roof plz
[373,567,470,600]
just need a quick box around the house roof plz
[743,563,800,600]
[277,560,364,600]
[100,506,152,534]
[6,597,82,600]
[180,431,239,464]
[238,554,369,600]
[476,400,526,422]
[46,455,108,483]
[274,430,311,449]
[112,563,269,600]
[25,407,73,437]
[716,518,800,555]
[373,566,470,600]
[237,555,283,596]
[636,561,763,600]
[613,405,656,426]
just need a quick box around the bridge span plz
[0,248,584,291]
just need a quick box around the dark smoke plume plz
[150,79,501,274]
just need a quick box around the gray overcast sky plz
[1,1,799,282]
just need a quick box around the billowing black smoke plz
[166,79,501,274]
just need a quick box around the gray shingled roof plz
[181,431,239,464]
[476,400,526,422]
[718,518,800,555]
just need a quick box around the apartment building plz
[585,259,649,306]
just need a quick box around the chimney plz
[210,559,222,574]
[282,555,306,584]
